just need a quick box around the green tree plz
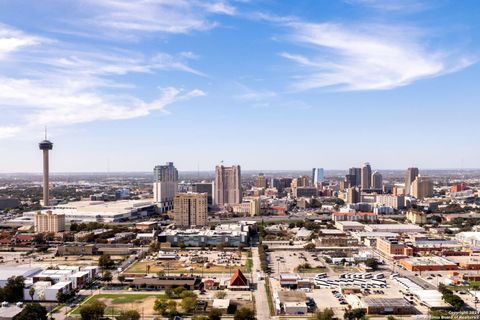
[98,254,114,269]
[208,308,222,320]
[28,286,35,301]
[102,270,113,282]
[15,303,48,320]
[234,307,255,320]
[80,300,106,320]
[181,296,197,313]
[2,276,25,302]
[116,310,141,320]
[118,274,126,286]
[314,308,334,320]
[364,258,379,270]
[343,308,366,320]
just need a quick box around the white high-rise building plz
[153,162,178,212]
[312,168,325,186]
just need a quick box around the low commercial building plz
[158,223,249,247]
[456,232,480,247]
[364,224,425,234]
[346,295,415,315]
[332,212,378,222]
[23,200,156,223]
[0,302,23,320]
[276,291,307,315]
[335,221,365,232]
[376,238,412,258]
[399,257,458,272]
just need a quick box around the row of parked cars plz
[331,289,347,305]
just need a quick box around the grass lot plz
[69,293,165,316]
[448,281,480,290]
[125,252,248,275]
[295,266,327,273]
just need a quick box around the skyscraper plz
[312,168,325,186]
[173,192,208,227]
[215,165,242,206]
[405,167,419,195]
[39,134,53,207]
[348,167,362,187]
[346,187,360,204]
[411,176,433,200]
[153,162,178,212]
[361,163,372,190]
[255,173,267,188]
[371,171,383,190]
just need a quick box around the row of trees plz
[438,283,465,311]
[258,244,270,273]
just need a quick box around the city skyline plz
[1,1,480,172]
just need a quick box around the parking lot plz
[269,250,327,275]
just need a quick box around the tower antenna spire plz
[44,126,47,139]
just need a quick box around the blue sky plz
[0,0,479,172]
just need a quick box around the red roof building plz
[229,269,249,287]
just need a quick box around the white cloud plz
[345,0,430,13]
[0,24,207,139]
[279,21,476,91]
[79,0,236,36]
[0,76,205,138]
[0,24,42,59]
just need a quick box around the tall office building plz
[34,211,65,233]
[255,173,267,188]
[405,167,419,195]
[191,182,214,206]
[411,176,433,200]
[312,168,325,186]
[346,187,360,204]
[173,192,208,227]
[39,135,53,207]
[361,163,372,190]
[215,165,242,206]
[153,162,178,212]
[348,167,362,187]
[371,171,383,190]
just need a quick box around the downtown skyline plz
[1,0,480,172]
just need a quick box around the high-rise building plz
[312,168,325,186]
[39,134,53,207]
[348,167,362,187]
[371,171,383,190]
[215,165,242,206]
[271,178,292,193]
[411,176,433,200]
[346,187,360,204]
[153,162,178,212]
[191,182,214,206]
[361,163,372,190]
[255,173,267,188]
[405,167,419,195]
[173,192,208,227]
[34,211,65,233]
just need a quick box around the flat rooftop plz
[401,256,456,266]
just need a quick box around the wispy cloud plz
[345,0,431,13]
[277,21,476,91]
[0,24,206,139]
[75,0,236,38]
[0,24,43,59]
